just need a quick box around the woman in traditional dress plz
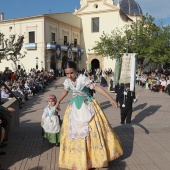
[100,74,108,87]
[56,61,123,170]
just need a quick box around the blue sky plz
[0,0,170,26]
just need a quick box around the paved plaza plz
[0,77,170,170]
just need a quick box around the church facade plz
[0,0,143,72]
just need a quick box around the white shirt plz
[161,80,167,87]
[1,90,9,103]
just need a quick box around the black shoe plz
[3,138,8,142]
[56,143,60,147]
[120,122,125,124]
[0,143,7,148]
[0,151,6,155]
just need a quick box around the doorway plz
[91,59,100,71]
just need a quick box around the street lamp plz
[35,57,39,69]
[41,61,43,69]
[17,60,20,70]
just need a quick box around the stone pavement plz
[0,77,170,170]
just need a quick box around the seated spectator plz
[100,75,108,87]
[0,86,10,104]
[0,123,6,157]
[11,84,25,102]
[0,105,15,142]
[0,123,6,148]
[12,80,18,87]
[27,80,37,96]
[160,78,167,92]
[15,79,29,101]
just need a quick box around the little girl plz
[41,95,60,146]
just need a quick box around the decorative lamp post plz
[17,60,20,70]
[35,57,39,69]
[41,61,43,69]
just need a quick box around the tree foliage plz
[0,32,27,70]
[92,29,126,59]
[93,13,170,72]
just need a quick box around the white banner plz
[119,53,136,91]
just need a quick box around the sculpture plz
[80,0,87,7]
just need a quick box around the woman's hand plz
[94,85,118,108]
[110,99,118,108]
[55,101,61,111]
[7,107,15,112]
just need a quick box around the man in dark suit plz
[117,83,135,124]
[115,83,124,105]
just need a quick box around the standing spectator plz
[88,73,96,97]
[10,72,15,85]
[165,77,170,94]
[56,69,59,77]
[160,77,167,92]
[108,74,115,92]
[58,69,61,77]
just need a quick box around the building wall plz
[0,14,82,72]
[0,17,45,72]
[0,0,140,73]
[44,14,82,71]
[75,0,132,71]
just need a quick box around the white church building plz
[0,0,143,72]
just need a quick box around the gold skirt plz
[59,99,123,170]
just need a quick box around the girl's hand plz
[110,99,118,108]
[41,120,44,126]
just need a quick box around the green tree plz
[93,14,170,74]
[92,29,126,59]
[125,14,170,73]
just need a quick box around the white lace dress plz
[42,106,60,134]
[63,74,95,139]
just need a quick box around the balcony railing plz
[25,43,37,49]
[46,42,84,53]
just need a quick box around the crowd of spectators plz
[0,67,55,162]
[0,68,55,104]
[136,68,170,95]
